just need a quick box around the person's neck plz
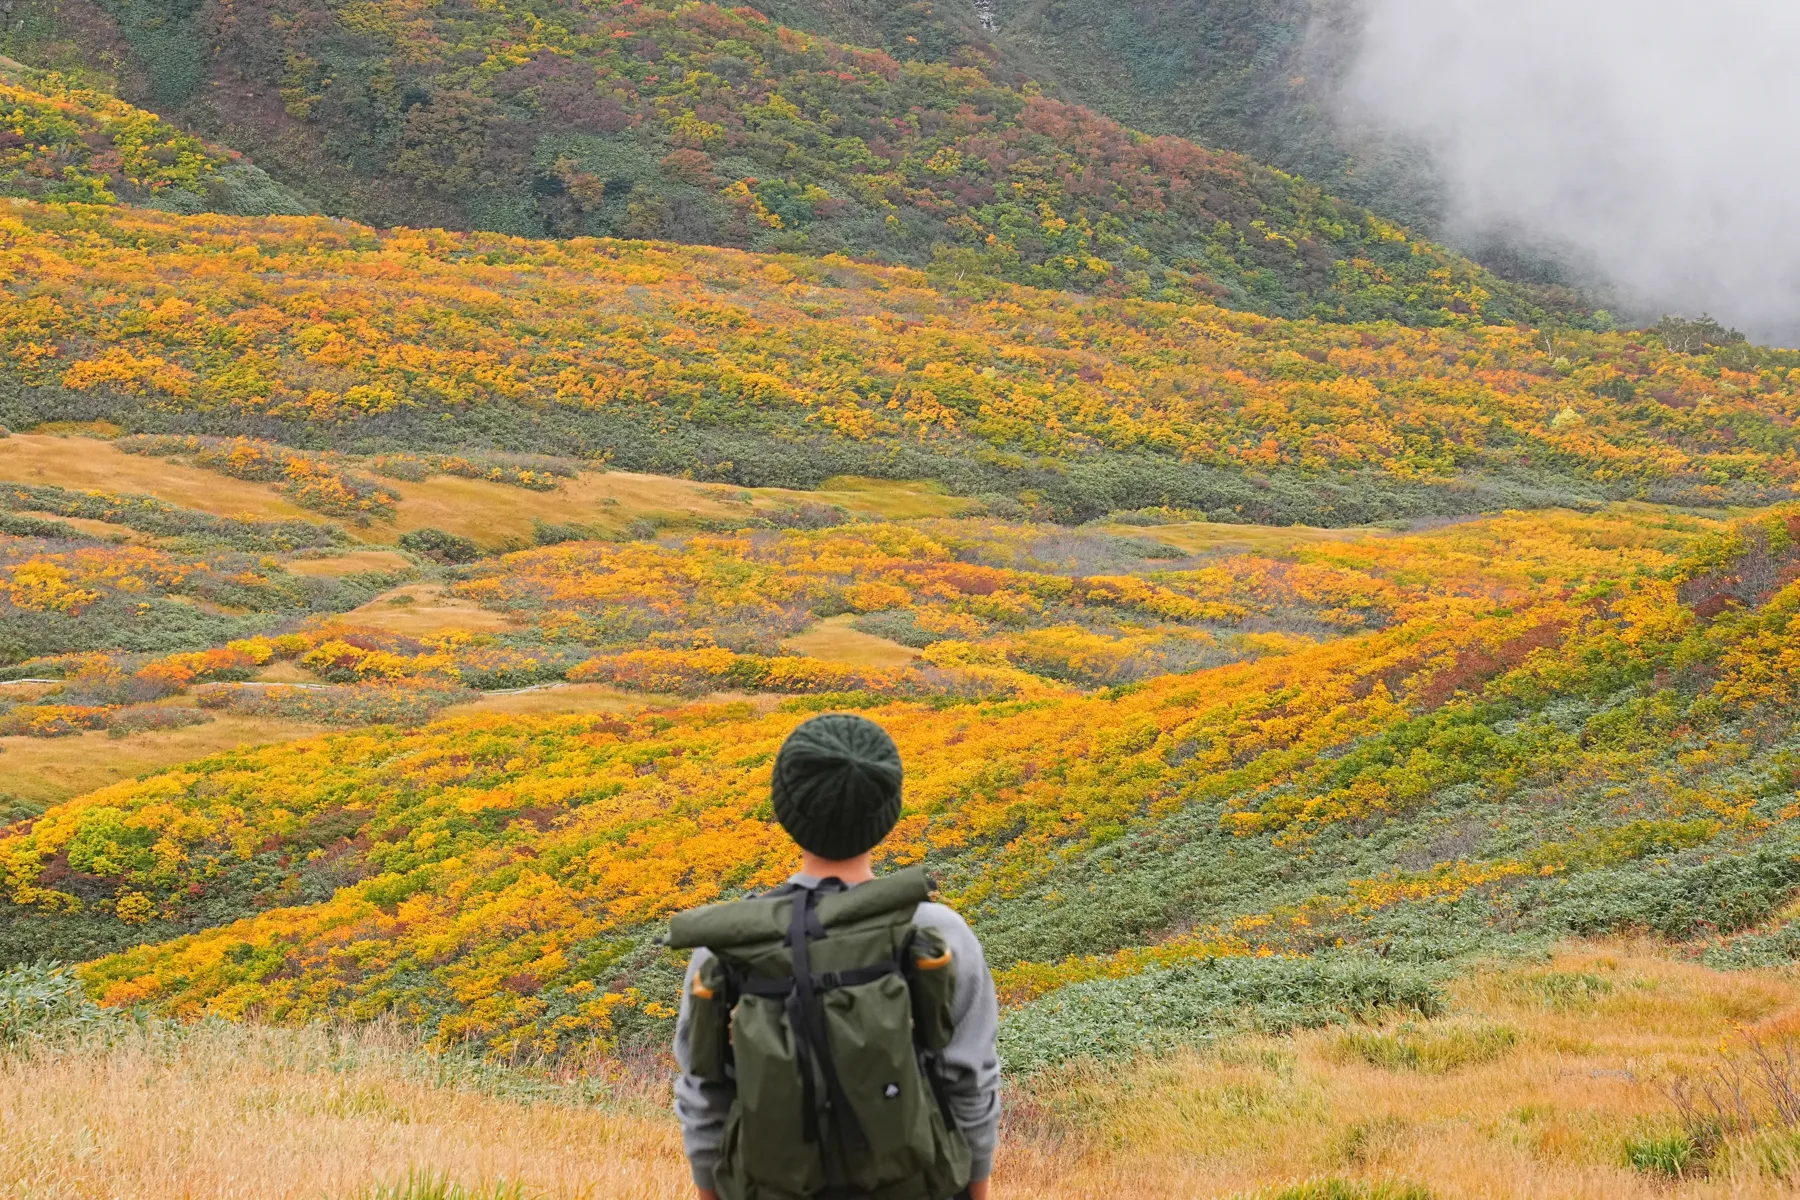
[800,850,875,884]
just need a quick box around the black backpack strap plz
[919,1049,959,1131]
[715,957,744,1074]
[788,884,870,1155]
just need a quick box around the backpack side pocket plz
[906,926,957,1052]
[685,954,732,1082]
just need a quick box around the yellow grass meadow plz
[0,434,317,522]
[0,432,970,551]
[0,710,333,805]
[2,944,1799,1200]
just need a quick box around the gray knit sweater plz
[672,873,1002,1192]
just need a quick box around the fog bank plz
[1338,0,1800,345]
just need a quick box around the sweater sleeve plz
[672,947,734,1192]
[913,901,1003,1182]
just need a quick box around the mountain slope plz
[721,0,1458,247]
[562,0,1447,250]
[0,56,312,215]
[0,0,1555,327]
[986,0,1407,209]
[9,506,1800,1065]
[1,202,1792,523]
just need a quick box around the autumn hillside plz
[0,56,310,215]
[0,0,1551,327]
[3,201,1798,525]
[4,494,1800,1086]
[5,5,1800,1199]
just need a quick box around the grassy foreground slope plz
[2,202,1796,522]
[10,505,1800,1071]
[9,945,1800,1198]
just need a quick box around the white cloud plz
[1338,0,1800,343]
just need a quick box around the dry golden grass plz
[286,549,416,576]
[33,514,155,542]
[1098,519,1376,555]
[443,685,771,718]
[0,712,329,804]
[368,474,648,546]
[783,614,920,667]
[371,471,968,547]
[253,660,322,683]
[0,434,314,520]
[343,583,520,635]
[23,420,124,438]
[1004,944,1800,1199]
[7,944,1800,1199]
[757,476,973,521]
[0,1023,689,1200]
[369,471,743,547]
[0,435,972,550]
[445,683,654,717]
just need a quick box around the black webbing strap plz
[788,885,870,1154]
[787,988,823,1144]
[921,1050,958,1129]
[717,964,739,1074]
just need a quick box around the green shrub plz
[1241,1180,1434,1200]
[1705,923,1800,970]
[0,511,93,539]
[196,682,474,726]
[105,705,212,738]
[0,793,45,825]
[1528,819,1721,871]
[997,954,1446,1073]
[360,1170,536,1200]
[777,690,901,713]
[1105,506,1208,527]
[375,452,577,490]
[1623,1131,1701,1177]
[400,527,481,564]
[531,519,602,546]
[0,961,121,1044]
[1535,842,1800,940]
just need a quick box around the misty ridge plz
[1323,0,1800,347]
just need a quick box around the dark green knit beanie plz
[770,713,904,860]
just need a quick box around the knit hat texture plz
[770,713,904,860]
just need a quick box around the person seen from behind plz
[670,713,1001,1199]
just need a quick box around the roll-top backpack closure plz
[666,864,933,950]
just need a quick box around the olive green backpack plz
[667,866,973,1200]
